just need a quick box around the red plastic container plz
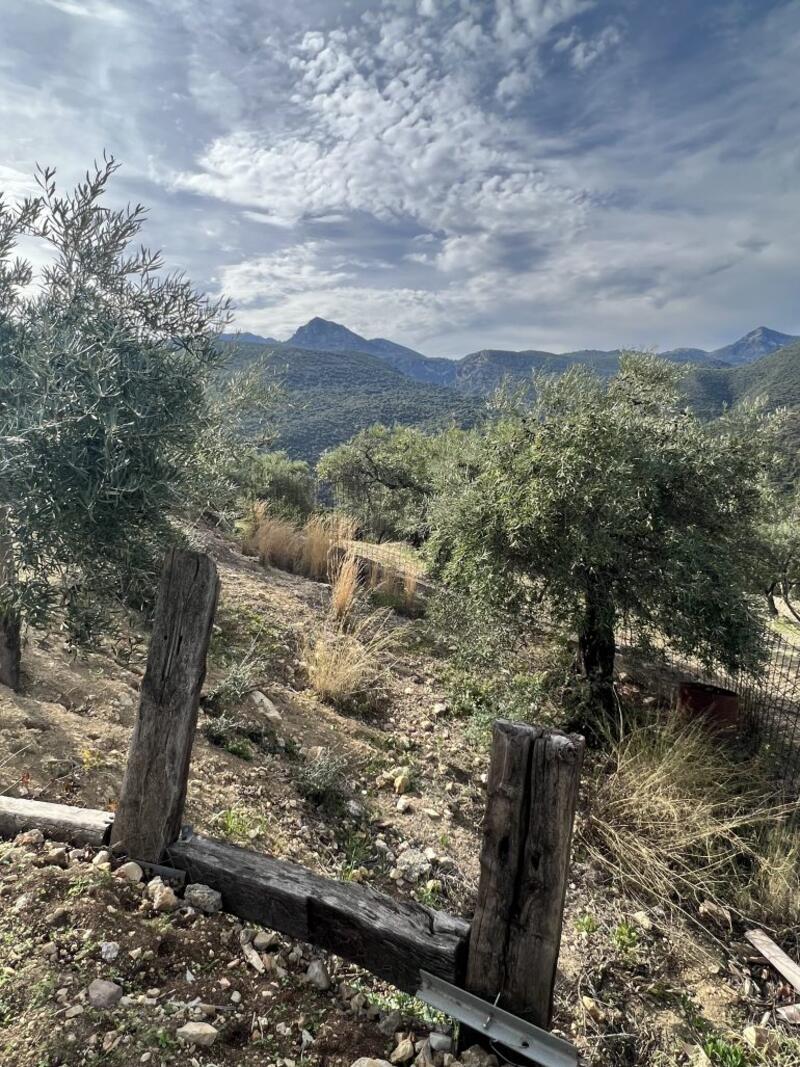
[677,682,739,733]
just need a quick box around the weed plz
[575,913,600,935]
[202,714,253,759]
[612,921,639,951]
[213,806,267,841]
[703,1036,750,1067]
[295,749,348,809]
[205,645,266,716]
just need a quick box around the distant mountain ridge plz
[219,319,800,461]
[223,319,799,395]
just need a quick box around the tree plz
[428,355,778,727]
[0,157,231,687]
[318,424,474,543]
[764,491,800,622]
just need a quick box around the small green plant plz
[612,921,639,951]
[205,646,266,716]
[202,714,253,759]
[214,806,267,841]
[575,913,600,935]
[702,1036,751,1067]
[295,749,348,809]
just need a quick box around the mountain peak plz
[710,326,799,365]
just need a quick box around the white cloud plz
[39,0,128,22]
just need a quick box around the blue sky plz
[1,0,798,356]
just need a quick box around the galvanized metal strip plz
[416,972,577,1067]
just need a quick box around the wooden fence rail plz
[0,548,584,1048]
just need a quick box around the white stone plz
[184,883,222,914]
[114,861,143,883]
[306,959,331,991]
[177,1022,219,1047]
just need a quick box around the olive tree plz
[318,424,475,543]
[428,355,778,726]
[0,158,232,687]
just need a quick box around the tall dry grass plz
[242,507,358,582]
[305,611,397,712]
[329,552,361,626]
[581,717,800,929]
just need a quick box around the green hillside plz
[223,341,486,461]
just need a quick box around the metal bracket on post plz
[416,972,578,1067]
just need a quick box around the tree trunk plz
[0,610,20,690]
[0,510,20,690]
[578,574,616,729]
[765,584,779,617]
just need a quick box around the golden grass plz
[329,552,361,625]
[581,717,800,929]
[305,611,397,711]
[242,508,359,582]
[255,515,303,572]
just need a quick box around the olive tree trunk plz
[0,510,20,690]
[578,574,616,726]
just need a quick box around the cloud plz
[39,0,128,22]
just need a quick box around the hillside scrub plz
[581,716,800,932]
[0,159,279,686]
[428,355,780,730]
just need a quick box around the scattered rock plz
[393,773,411,795]
[184,883,222,914]
[14,828,44,848]
[396,797,413,814]
[306,959,331,991]
[42,847,69,868]
[87,979,123,1009]
[92,850,112,867]
[100,941,120,962]
[64,1004,84,1019]
[378,1010,403,1036]
[250,690,282,724]
[778,1003,800,1024]
[414,1039,435,1067]
[461,1047,499,1067]
[152,884,179,913]
[632,910,653,932]
[253,930,278,952]
[390,1037,415,1064]
[177,1021,219,1047]
[395,849,431,883]
[114,861,143,883]
[428,1033,453,1053]
[242,941,265,973]
[351,1059,393,1067]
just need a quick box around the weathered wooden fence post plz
[464,720,585,1038]
[112,548,219,863]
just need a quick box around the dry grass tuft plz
[305,611,398,713]
[581,716,800,929]
[254,515,303,571]
[329,552,361,625]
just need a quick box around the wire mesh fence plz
[616,617,800,789]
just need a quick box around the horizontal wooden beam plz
[0,798,469,994]
[166,831,469,993]
[0,796,112,847]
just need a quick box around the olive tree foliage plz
[764,491,800,622]
[428,355,779,727]
[0,158,248,686]
[317,424,475,543]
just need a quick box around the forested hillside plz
[222,340,485,461]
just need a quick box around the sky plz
[1,0,799,358]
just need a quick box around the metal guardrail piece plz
[416,972,578,1067]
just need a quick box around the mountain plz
[221,338,485,461]
[220,331,282,346]
[708,327,799,366]
[286,317,457,385]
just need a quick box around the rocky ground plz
[1,525,799,1066]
